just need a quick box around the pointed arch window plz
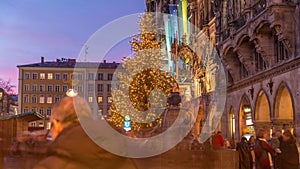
[240,62,248,79]
[227,70,234,85]
[209,0,215,19]
[275,38,289,63]
[255,50,266,72]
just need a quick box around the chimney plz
[41,56,44,64]
[103,60,106,63]
[68,59,76,64]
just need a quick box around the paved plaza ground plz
[2,149,238,169]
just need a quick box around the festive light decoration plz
[129,68,175,112]
[107,13,176,133]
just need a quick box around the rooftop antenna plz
[84,45,89,62]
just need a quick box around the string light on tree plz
[107,13,177,133]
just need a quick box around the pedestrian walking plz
[34,96,137,169]
[254,129,275,169]
[276,130,283,143]
[275,130,284,169]
[278,130,299,169]
[269,133,280,169]
[248,136,255,167]
[224,138,231,149]
[236,137,252,169]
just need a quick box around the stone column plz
[255,122,272,136]
[296,1,300,57]
[272,120,283,133]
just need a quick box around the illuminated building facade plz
[147,0,300,141]
[215,0,300,140]
[17,57,118,129]
[147,0,218,138]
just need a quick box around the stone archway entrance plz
[273,84,294,133]
[255,90,272,134]
[239,95,254,138]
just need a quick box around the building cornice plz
[228,57,300,93]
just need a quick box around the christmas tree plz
[108,13,176,132]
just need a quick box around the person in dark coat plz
[274,130,283,169]
[279,130,299,169]
[276,130,283,143]
[248,136,255,167]
[236,137,252,169]
[269,132,281,169]
[167,83,181,106]
[34,96,137,169]
[254,129,275,169]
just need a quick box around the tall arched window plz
[210,0,215,19]
[275,37,289,63]
[199,3,205,30]
[238,0,245,16]
[240,62,248,79]
[227,71,234,85]
[255,50,266,72]
[222,0,228,27]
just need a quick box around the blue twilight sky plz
[0,0,146,93]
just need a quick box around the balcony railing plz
[252,0,267,17]
[234,14,247,31]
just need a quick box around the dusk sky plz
[0,0,146,93]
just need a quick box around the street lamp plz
[243,105,253,126]
[66,89,78,97]
[243,105,251,113]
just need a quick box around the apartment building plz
[17,57,118,129]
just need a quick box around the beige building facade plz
[17,57,118,129]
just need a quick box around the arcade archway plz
[255,90,271,133]
[274,84,294,132]
[239,95,254,137]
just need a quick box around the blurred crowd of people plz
[235,129,299,169]
[7,96,137,169]
[211,129,299,169]
[6,95,300,169]
[9,131,50,168]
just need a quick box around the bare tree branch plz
[0,78,16,94]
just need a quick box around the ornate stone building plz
[146,0,224,140]
[214,0,300,140]
[147,0,300,141]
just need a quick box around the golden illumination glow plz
[182,0,188,44]
[66,89,78,97]
[243,105,251,113]
[108,13,176,132]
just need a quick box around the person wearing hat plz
[34,96,137,169]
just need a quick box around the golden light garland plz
[129,68,175,112]
[107,13,176,132]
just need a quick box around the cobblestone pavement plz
[133,150,238,169]
[3,156,41,169]
[2,150,238,169]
